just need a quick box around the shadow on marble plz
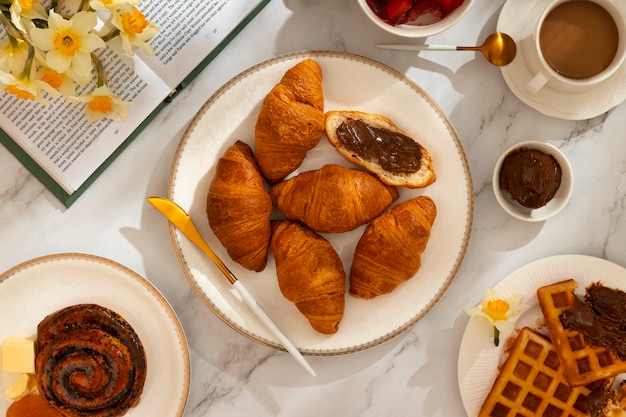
[407,312,468,416]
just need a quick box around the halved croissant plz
[350,196,437,299]
[254,59,325,183]
[325,110,435,188]
[270,164,400,233]
[206,140,272,272]
[270,220,346,334]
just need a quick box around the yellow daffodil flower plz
[464,287,527,346]
[0,70,60,103]
[0,0,157,122]
[69,85,131,122]
[112,6,159,56]
[30,9,106,78]
[37,67,78,97]
[10,0,48,32]
[0,38,29,75]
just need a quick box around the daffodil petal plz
[80,34,106,53]
[47,10,67,31]
[46,49,72,73]
[71,53,93,78]
[70,11,98,33]
[30,28,56,51]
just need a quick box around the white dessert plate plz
[497,0,626,120]
[0,253,189,417]
[458,254,626,416]
[168,50,473,355]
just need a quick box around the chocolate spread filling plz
[560,283,626,359]
[499,148,562,209]
[335,118,422,174]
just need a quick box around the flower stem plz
[493,326,500,347]
[91,53,107,87]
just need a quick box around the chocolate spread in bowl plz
[499,148,562,209]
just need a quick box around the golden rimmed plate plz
[168,50,473,355]
[458,254,626,416]
[0,253,189,417]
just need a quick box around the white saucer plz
[497,0,626,120]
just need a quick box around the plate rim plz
[167,50,474,356]
[457,254,626,416]
[0,252,190,417]
[497,0,626,120]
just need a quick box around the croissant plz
[254,59,325,183]
[206,140,272,272]
[270,164,399,233]
[270,220,346,334]
[349,196,437,299]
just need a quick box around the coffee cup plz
[525,0,626,95]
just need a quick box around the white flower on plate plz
[464,287,527,346]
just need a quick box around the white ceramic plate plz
[458,254,626,417]
[497,0,626,120]
[0,253,189,417]
[168,50,473,355]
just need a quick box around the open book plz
[0,0,269,207]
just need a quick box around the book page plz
[0,46,170,194]
[0,0,264,196]
[138,0,263,86]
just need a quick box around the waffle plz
[479,327,611,417]
[537,279,626,387]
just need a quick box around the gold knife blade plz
[147,196,236,283]
[147,196,316,376]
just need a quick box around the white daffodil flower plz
[112,6,159,56]
[0,38,30,75]
[30,9,106,78]
[36,66,78,97]
[69,85,131,122]
[0,70,60,103]
[10,0,48,32]
[464,287,528,346]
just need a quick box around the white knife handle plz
[232,280,316,377]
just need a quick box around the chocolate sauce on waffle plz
[560,283,626,359]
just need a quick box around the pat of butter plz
[1,336,35,374]
[5,373,37,401]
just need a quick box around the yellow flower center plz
[18,0,35,10]
[486,299,510,321]
[6,85,35,100]
[88,96,113,114]
[40,69,63,89]
[121,7,148,35]
[53,30,81,57]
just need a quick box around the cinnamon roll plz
[35,304,147,417]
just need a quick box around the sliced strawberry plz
[385,0,415,24]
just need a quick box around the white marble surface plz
[2,0,626,416]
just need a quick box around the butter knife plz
[147,196,316,377]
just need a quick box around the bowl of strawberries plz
[358,0,474,38]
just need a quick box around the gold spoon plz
[377,32,517,67]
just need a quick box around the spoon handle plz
[377,43,458,51]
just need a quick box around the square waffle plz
[479,326,611,417]
[537,279,626,387]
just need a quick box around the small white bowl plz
[357,0,474,38]
[492,141,573,222]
